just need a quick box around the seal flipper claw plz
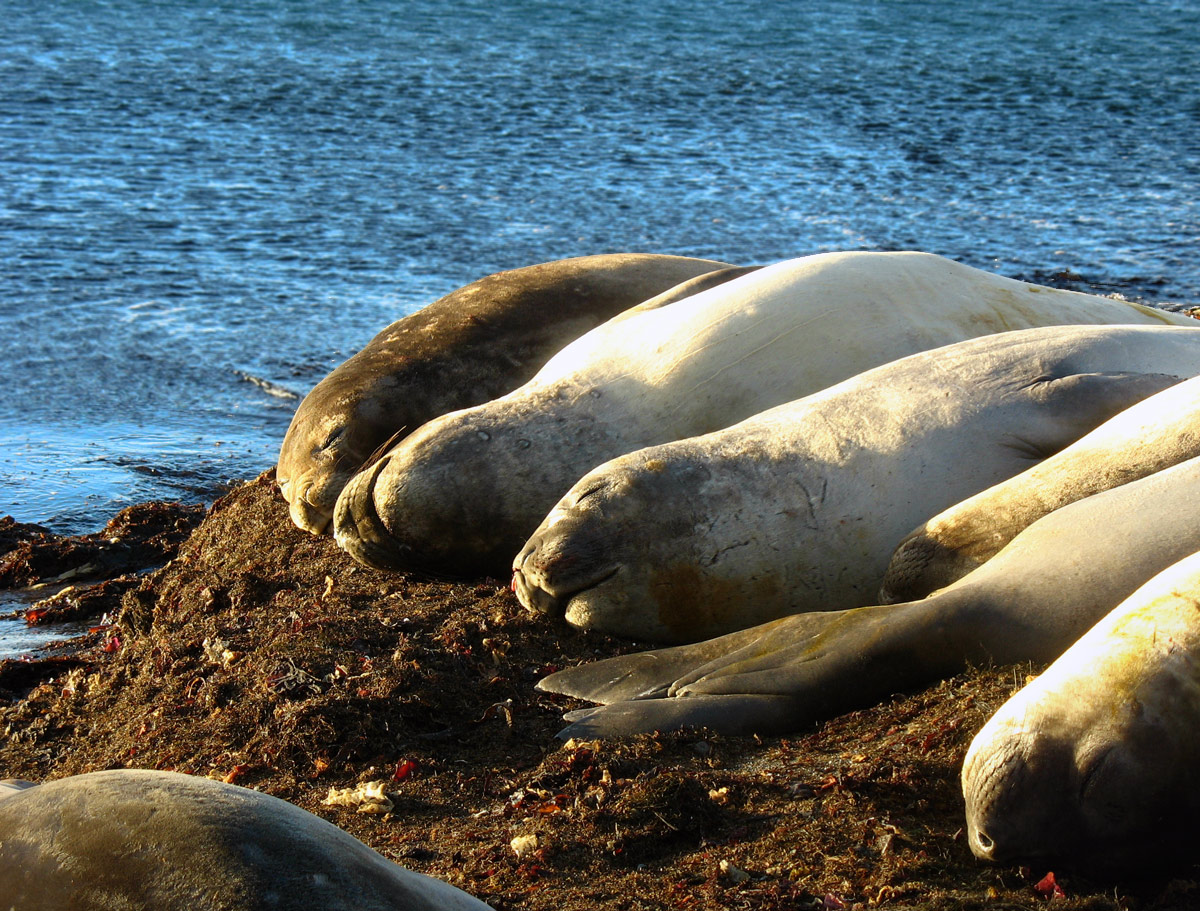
[556,694,800,739]
[536,656,678,703]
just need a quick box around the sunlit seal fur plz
[963,548,1200,870]
[333,251,1193,576]
[0,779,35,797]
[513,325,1200,643]
[538,455,1200,739]
[0,769,491,910]
[881,373,1200,603]
[277,253,739,533]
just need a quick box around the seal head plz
[962,549,1200,870]
[278,254,738,533]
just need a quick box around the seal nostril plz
[973,829,995,857]
[513,536,540,571]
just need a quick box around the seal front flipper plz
[536,618,793,703]
[557,694,801,739]
[542,601,958,738]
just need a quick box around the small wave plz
[233,370,301,400]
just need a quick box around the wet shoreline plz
[0,502,208,659]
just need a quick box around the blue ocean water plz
[1,0,1198,539]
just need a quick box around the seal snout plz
[962,715,1086,866]
[510,565,564,617]
[333,456,408,570]
[510,530,565,616]
[289,498,333,536]
[511,519,620,620]
[962,726,1034,863]
[878,535,961,604]
[278,468,338,536]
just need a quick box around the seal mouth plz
[511,564,619,618]
[333,459,413,571]
[511,506,626,618]
[279,469,345,536]
[288,494,333,536]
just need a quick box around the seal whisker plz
[360,425,408,471]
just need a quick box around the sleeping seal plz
[0,769,491,910]
[513,325,1200,643]
[538,455,1200,739]
[277,253,740,533]
[880,372,1200,603]
[962,548,1200,869]
[334,251,1194,576]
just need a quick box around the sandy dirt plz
[2,472,1197,910]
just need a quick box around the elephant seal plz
[962,548,1200,870]
[537,455,1200,739]
[277,253,740,533]
[0,769,491,911]
[513,325,1200,643]
[333,251,1194,576]
[880,373,1200,603]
